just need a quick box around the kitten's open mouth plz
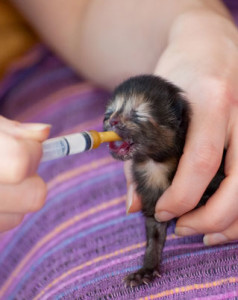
[109,139,134,159]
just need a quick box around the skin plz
[5,0,238,245]
[0,117,50,231]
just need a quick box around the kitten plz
[103,75,225,287]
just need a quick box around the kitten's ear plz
[173,93,191,127]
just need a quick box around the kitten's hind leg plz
[124,217,167,287]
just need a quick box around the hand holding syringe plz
[41,130,121,162]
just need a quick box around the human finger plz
[0,115,51,142]
[175,176,238,235]
[0,131,44,184]
[0,175,47,214]
[175,118,238,235]
[124,161,142,213]
[0,213,24,232]
[155,91,228,221]
[203,219,238,246]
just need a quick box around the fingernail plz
[155,211,175,222]
[126,184,134,214]
[175,226,198,236]
[203,233,228,246]
[19,123,51,131]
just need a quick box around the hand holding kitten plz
[126,8,238,246]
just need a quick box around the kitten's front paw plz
[124,268,161,287]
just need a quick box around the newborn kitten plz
[103,75,225,287]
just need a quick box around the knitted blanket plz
[0,2,238,299]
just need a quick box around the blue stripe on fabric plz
[163,243,238,263]
[15,67,75,99]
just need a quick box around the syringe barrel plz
[41,132,92,162]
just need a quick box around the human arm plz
[11,0,228,90]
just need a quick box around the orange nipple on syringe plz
[89,130,122,149]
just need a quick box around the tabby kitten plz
[103,75,225,287]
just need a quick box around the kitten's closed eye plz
[131,110,149,122]
[104,109,114,121]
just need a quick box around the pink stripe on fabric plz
[15,83,99,122]
[1,46,44,80]
[193,289,238,299]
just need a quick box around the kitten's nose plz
[109,116,119,126]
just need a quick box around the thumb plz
[0,116,51,142]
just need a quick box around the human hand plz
[0,116,50,232]
[126,7,238,246]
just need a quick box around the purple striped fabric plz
[0,2,238,299]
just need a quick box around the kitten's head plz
[103,75,190,161]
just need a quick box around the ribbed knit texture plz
[0,2,237,299]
